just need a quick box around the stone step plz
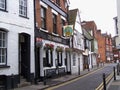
[18,82,31,88]
[18,78,31,88]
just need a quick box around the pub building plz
[35,0,71,81]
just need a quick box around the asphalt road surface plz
[45,63,116,90]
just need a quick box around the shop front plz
[35,29,70,81]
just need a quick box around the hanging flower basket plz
[56,46,64,52]
[65,48,72,52]
[44,43,54,51]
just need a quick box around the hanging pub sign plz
[63,25,73,37]
[36,37,43,48]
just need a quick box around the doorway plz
[19,33,31,82]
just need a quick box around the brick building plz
[35,0,70,81]
[103,34,113,62]
[81,21,98,68]
[96,30,113,63]
[96,30,106,63]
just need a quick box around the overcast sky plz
[69,0,117,36]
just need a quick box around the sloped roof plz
[81,21,97,31]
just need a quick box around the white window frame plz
[0,0,6,10]
[73,53,76,66]
[0,30,7,65]
[41,6,46,29]
[19,0,27,17]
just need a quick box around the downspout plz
[67,4,72,74]
[33,0,38,84]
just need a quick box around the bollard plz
[43,70,46,85]
[34,78,38,85]
[11,74,14,90]
[117,64,119,75]
[113,67,116,81]
[103,73,106,90]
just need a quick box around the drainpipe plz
[67,4,72,74]
[33,0,38,84]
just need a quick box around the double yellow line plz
[45,67,104,90]
[95,72,114,90]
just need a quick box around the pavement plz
[14,64,120,90]
[14,66,102,90]
[108,72,120,90]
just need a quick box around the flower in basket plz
[56,46,64,52]
[65,47,72,52]
[44,43,54,51]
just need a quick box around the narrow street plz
[0,0,118,90]
[45,63,116,90]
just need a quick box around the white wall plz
[40,39,69,76]
[71,53,83,74]
[0,0,34,75]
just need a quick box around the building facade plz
[103,34,113,62]
[68,9,84,74]
[0,0,35,89]
[35,0,70,81]
[96,30,113,63]
[82,21,98,68]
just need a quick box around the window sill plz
[0,9,8,12]
[40,28,48,33]
[0,65,10,68]
[19,15,29,19]
[52,32,59,36]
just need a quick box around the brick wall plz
[35,0,68,36]
[96,30,106,62]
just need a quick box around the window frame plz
[0,0,7,11]
[57,51,63,66]
[56,0,60,6]
[19,0,27,18]
[0,30,7,65]
[41,6,46,30]
[73,53,76,66]
[43,49,53,67]
[61,19,65,36]
[52,13,57,34]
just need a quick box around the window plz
[0,30,7,65]
[52,14,57,34]
[19,0,27,17]
[73,53,76,66]
[64,0,68,8]
[43,50,53,67]
[41,6,46,29]
[61,19,65,36]
[57,52,63,66]
[0,0,6,10]
[56,0,60,6]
